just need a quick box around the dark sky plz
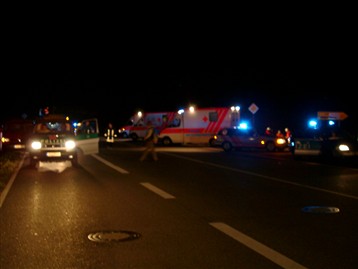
[3,60,356,133]
[3,12,357,133]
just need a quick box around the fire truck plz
[119,111,177,141]
[158,106,240,145]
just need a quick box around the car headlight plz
[276,138,287,145]
[338,144,350,152]
[31,141,42,150]
[1,137,10,143]
[65,140,76,150]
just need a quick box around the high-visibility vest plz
[105,128,115,143]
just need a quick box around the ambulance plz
[158,106,240,145]
[119,111,177,141]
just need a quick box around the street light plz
[230,105,240,127]
[178,106,195,144]
[178,108,185,144]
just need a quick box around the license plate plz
[46,152,61,157]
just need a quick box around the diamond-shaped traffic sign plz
[248,103,259,114]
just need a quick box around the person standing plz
[276,129,284,138]
[104,122,116,148]
[265,127,273,136]
[83,120,95,134]
[284,127,292,143]
[139,121,158,161]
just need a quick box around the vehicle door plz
[237,129,258,147]
[75,118,99,155]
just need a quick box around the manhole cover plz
[301,206,340,214]
[88,230,141,243]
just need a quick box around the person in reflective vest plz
[83,120,95,134]
[104,122,116,147]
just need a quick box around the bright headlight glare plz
[338,144,349,152]
[276,138,286,145]
[65,140,76,150]
[31,141,42,150]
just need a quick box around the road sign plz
[317,111,348,120]
[248,103,259,114]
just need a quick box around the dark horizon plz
[3,59,357,134]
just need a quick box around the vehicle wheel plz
[162,137,172,146]
[209,138,216,147]
[71,155,79,167]
[222,141,233,152]
[266,141,276,152]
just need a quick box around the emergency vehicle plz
[27,114,99,167]
[119,111,177,141]
[289,111,358,159]
[158,106,240,145]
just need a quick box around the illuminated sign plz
[317,111,348,120]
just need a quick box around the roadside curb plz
[0,153,26,208]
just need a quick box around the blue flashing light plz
[239,122,249,129]
[328,120,335,126]
[308,120,318,129]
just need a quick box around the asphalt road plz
[1,143,357,268]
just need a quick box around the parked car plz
[1,118,34,150]
[290,127,358,160]
[211,127,288,152]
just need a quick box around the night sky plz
[2,13,357,134]
[3,61,356,134]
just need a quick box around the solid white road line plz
[210,222,308,269]
[0,154,26,208]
